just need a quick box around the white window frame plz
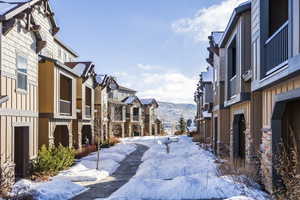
[16,53,28,92]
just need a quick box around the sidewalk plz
[73,144,149,200]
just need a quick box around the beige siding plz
[262,75,300,128]
[0,116,38,164]
[32,6,75,62]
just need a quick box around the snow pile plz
[54,143,136,182]
[11,142,136,199]
[104,136,270,200]
[11,179,87,200]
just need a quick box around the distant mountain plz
[157,102,196,131]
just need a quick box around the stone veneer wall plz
[260,129,273,192]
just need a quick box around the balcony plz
[229,76,237,98]
[114,114,123,121]
[85,105,91,118]
[264,21,288,75]
[133,115,139,121]
[60,99,71,116]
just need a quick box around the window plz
[268,0,288,37]
[64,53,68,62]
[16,55,28,91]
[58,48,62,59]
[228,37,237,78]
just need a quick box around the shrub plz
[75,145,97,159]
[32,145,75,177]
[109,136,120,146]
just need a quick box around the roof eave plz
[1,0,40,21]
[54,36,79,58]
[39,55,81,77]
[219,1,251,48]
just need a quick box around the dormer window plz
[16,55,28,91]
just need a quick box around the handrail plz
[265,21,288,45]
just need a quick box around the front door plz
[14,126,29,178]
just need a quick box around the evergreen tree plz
[178,116,187,134]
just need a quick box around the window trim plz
[16,52,28,92]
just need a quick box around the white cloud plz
[172,0,248,42]
[137,64,164,71]
[115,66,198,104]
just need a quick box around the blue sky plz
[52,0,246,103]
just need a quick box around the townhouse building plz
[207,32,231,158]
[108,86,135,138]
[141,98,160,136]
[94,75,118,142]
[195,0,300,194]
[64,62,95,150]
[0,0,60,180]
[251,0,300,193]
[194,67,214,144]
[219,1,262,170]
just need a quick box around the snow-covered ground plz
[10,143,136,200]
[101,136,270,200]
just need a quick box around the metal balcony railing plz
[229,76,237,98]
[265,21,288,75]
[133,115,139,121]
[85,105,91,118]
[60,99,71,115]
[114,114,123,121]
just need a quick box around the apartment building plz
[207,32,231,158]
[251,0,300,193]
[141,98,160,136]
[194,67,214,144]
[65,62,95,150]
[94,75,118,142]
[0,0,60,180]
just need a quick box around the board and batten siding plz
[262,75,300,128]
[0,19,39,164]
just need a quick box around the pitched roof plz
[0,95,9,104]
[54,36,79,58]
[39,55,80,77]
[211,32,224,46]
[95,75,119,89]
[201,66,213,83]
[65,62,95,78]
[0,0,29,16]
[122,96,141,105]
[220,1,251,48]
[0,0,59,35]
[140,98,159,107]
[118,85,137,93]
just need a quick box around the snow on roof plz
[122,96,138,104]
[201,66,213,82]
[140,98,155,105]
[203,111,212,118]
[212,32,223,45]
[95,74,106,84]
[119,85,136,93]
[0,0,28,15]
[72,63,86,76]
